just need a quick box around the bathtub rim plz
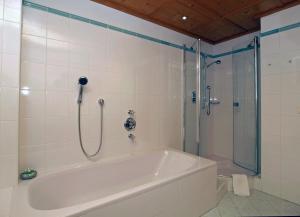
[10,149,217,217]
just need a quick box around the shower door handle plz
[233,102,239,107]
[206,86,211,115]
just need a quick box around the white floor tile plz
[201,190,300,217]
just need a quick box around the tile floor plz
[205,155,256,176]
[202,190,300,217]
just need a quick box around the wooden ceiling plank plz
[176,0,248,31]
[92,0,300,44]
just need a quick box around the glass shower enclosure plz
[183,37,260,176]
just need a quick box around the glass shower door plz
[183,47,198,155]
[232,39,259,174]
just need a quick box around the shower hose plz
[78,99,104,159]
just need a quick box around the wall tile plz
[281,135,300,204]
[45,116,72,145]
[3,21,20,54]
[22,35,46,64]
[69,19,91,46]
[21,61,45,90]
[281,92,300,116]
[0,87,18,120]
[4,5,21,23]
[281,71,300,94]
[19,145,47,171]
[69,43,89,68]
[20,90,45,118]
[23,7,47,37]
[0,155,18,188]
[45,91,69,116]
[1,53,19,87]
[279,28,300,51]
[46,39,69,66]
[20,117,44,147]
[0,121,18,155]
[279,50,300,74]
[46,65,69,90]
[46,13,69,41]
[0,1,3,20]
[261,94,280,116]
[0,20,3,52]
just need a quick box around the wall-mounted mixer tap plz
[124,110,136,139]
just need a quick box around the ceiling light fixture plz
[182,16,187,20]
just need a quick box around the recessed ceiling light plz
[182,16,187,20]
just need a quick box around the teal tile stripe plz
[22,0,195,53]
[260,22,300,38]
[23,1,300,59]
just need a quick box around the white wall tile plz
[46,13,69,41]
[22,35,46,64]
[0,121,18,155]
[20,117,44,147]
[0,155,18,188]
[0,20,3,52]
[45,91,69,116]
[0,187,13,217]
[69,19,91,46]
[281,135,300,204]
[20,90,45,118]
[1,53,19,87]
[46,65,69,90]
[4,5,21,22]
[279,28,300,51]
[45,116,72,144]
[46,39,69,66]
[21,61,45,90]
[69,43,89,68]
[280,50,300,73]
[0,1,3,20]
[0,87,18,120]
[19,145,47,171]
[3,21,20,54]
[23,7,47,37]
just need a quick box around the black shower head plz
[78,76,88,85]
[207,59,221,68]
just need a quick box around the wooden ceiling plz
[92,0,300,44]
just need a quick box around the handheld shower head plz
[78,76,88,85]
[77,76,88,104]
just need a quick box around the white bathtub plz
[11,149,217,217]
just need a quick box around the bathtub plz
[10,149,217,217]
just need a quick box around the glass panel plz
[232,45,258,173]
[183,50,197,155]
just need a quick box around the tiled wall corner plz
[0,0,21,189]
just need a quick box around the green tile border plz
[22,0,195,53]
[260,22,300,38]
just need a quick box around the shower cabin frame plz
[183,37,261,175]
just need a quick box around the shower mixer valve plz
[124,109,136,140]
[124,117,136,131]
